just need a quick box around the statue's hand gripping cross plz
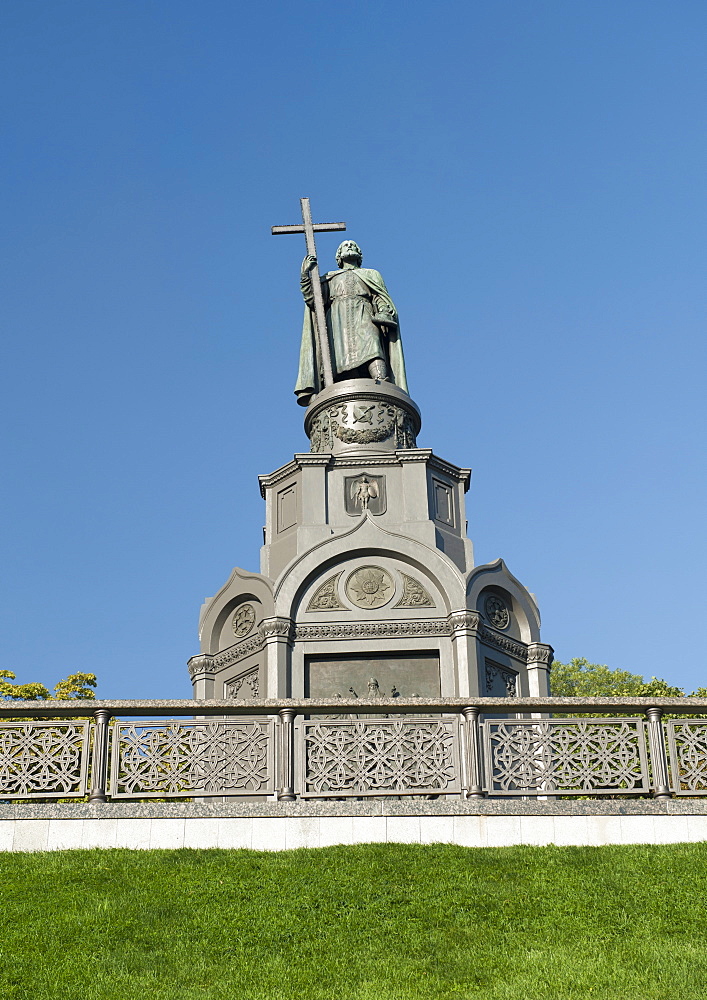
[272,198,346,389]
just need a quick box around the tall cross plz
[272,198,346,389]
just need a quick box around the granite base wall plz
[3,801,707,851]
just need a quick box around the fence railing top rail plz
[2,696,707,719]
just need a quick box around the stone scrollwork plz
[345,566,394,609]
[485,662,518,697]
[307,573,345,612]
[212,631,265,670]
[225,667,260,700]
[295,619,449,641]
[394,573,435,609]
[479,625,527,661]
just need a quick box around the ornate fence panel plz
[482,718,650,796]
[0,721,91,799]
[110,719,274,798]
[299,717,461,797]
[667,721,707,795]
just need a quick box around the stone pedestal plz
[304,379,421,455]
[189,381,552,707]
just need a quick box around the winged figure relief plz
[351,476,379,510]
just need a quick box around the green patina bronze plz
[295,240,408,406]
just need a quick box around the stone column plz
[448,611,481,698]
[278,707,297,801]
[462,706,484,798]
[526,643,553,697]
[88,709,111,803]
[187,654,216,700]
[646,707,671,800]
[262,617,294,698]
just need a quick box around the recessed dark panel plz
[306,653,440,699]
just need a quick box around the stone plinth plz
[304,379,421,455]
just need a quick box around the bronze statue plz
[295,240,408,406]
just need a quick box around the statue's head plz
[336,240,362,268]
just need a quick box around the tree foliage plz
[550,657,695,698]
[0,670,97,701]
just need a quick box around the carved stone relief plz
[308,400,417,452]
[345,566,394,609]
[394,573,435,609]
[485,660,518,697]
[231,603,256,638]
[344,474,386,515]
[225,667,260,699]
[484,593,510,630]
[307,573,345,612]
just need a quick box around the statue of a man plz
[295,240,408,406]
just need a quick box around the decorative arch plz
[274,514,466,620]
[466,559,541,644]
[199,566,275,654]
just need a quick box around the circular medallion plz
[345,566,394,609]
[232,603,256,638]
[484,594,510,630]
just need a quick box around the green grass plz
[2,843,707,999]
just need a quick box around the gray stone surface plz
[4,799,707,821]
[4,696,707,719]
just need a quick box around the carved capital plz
[260,617,295,642]
[448,611,481,636]
[526,643,554,667]
[187,654,215,679]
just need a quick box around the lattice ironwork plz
[0,721,90,799]
[110,720,273,798]
[300,717,460,797]
[483,718,650,796]
[667,721,707,795]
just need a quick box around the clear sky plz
[1,1,705,698]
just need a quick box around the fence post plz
[646,707,671,800]
[462,706,484,799]
[88,709,111,803]
[278,707,296,801]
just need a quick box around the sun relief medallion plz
[345,566,394,609]
[231,602,257,638]
[484,594,510,630]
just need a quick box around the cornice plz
[295,619,450,641]
[258,460,301,497]
[479,624,528,661]
[211,632,265,670]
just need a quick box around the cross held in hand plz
[272,198,346,389]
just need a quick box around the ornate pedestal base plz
[304,379,421,455]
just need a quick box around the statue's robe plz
[295,266,408,406]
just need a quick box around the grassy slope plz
[1,843,706,1000]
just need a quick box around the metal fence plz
[1,697,707,802]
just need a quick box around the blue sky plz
[1,1,705,698]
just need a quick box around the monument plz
[187,199,553,707]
